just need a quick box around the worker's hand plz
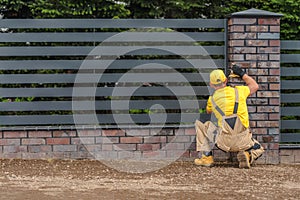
[232,64,246,78]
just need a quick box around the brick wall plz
[0,128,197,160]
[227,9,282,164]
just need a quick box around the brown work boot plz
[194,154,214,167]
[237,151,251,169]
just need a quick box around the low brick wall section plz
[0,128,278,164]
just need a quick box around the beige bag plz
[211,88,254,152]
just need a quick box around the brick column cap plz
[227,8,283,18]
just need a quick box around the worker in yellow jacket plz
[194,65,264,168]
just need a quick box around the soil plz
[0,159,299,200]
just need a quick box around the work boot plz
[237,151,251,169]
[194,155,214,167]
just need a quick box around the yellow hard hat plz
[210,69,226,85]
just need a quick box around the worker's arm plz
[242,74,259,95]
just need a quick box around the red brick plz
[53,145,77,152]
[258,18,280,25]
[269,69,280,75]
[246,54,268,61]
[230,33,256,39]
[162,143,185,150]
[233,47,256,54]
[77,130,101,137]
[102,129,125,137]
[248,69,268,76]
[137,144,160,151]
[269,113,280,120]
[269,143,279,150]
[120,137,142,144]
[125,129,150,136]
[257,121,279,128]
[167,135,191,143]
[262,135,274,143]
[257,106,280,112]
[269,54,280,61]
[246,40,268,46]
[46,138,70,145]
[28,145,51,153]
[229,54,245,61]
[229,25,245,32]
[96,136,119,144]
[3,145,27,153]
[251,128,267,135]
[114,144,136,151]
[269,40,280,46]
[270,83,280,90]
[71,137,95,145]
[249,113,268,120]
[22,152,47,159]
[0,139,20,145]
[53,130,76,137]
[269,98,280,105]
[28,131,51,138]
[246,25,268,32]
[269,26,280,32]
[229,40,245,47]
[257,91,280,98]
[142,150,166,158]
[232,18,257,25]
[3,131,27,138]
[258,47,280,53]
[144,136,166,143]
[102,144,113,151]
[22,138,45,145]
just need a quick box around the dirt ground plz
[0,159,299,200]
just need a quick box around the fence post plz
[227,8,283,164]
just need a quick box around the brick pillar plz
[227,9,283,164]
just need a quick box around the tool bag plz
[211,88,254,152]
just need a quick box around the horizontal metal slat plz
[0,73,210,84]
[0,32,225,42]
[281,40,300,50]
[281,107,300,116]
[0,46,225,56]
[0,86,210,98]
[281,94,300,103]
[281,80,300,89]
[281,54,300,63]
[0,59,225,70]
[0,113,209,125]
[281,67,300,76]
[0,19,226,29]
[280,133,300,143]
[281,120,300,129]
[0,100,207,111]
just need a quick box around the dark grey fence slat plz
[281,54,300,63]
[0,59,225,70]
[280,133,300,143]
[0,32,225,42]
[0,19,226,29]
[0,46,224,56]
[0,113,208,125]
[281,80,300,89]
[0,100,207,111]
[281,107,300,116]
[0,86,210,98]
[281,67,300,76]
[0,73,210,84]
[281,120,300,129]
[281,94,300,103]
[281,40,300,50]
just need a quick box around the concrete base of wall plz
[280,149,300,164]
